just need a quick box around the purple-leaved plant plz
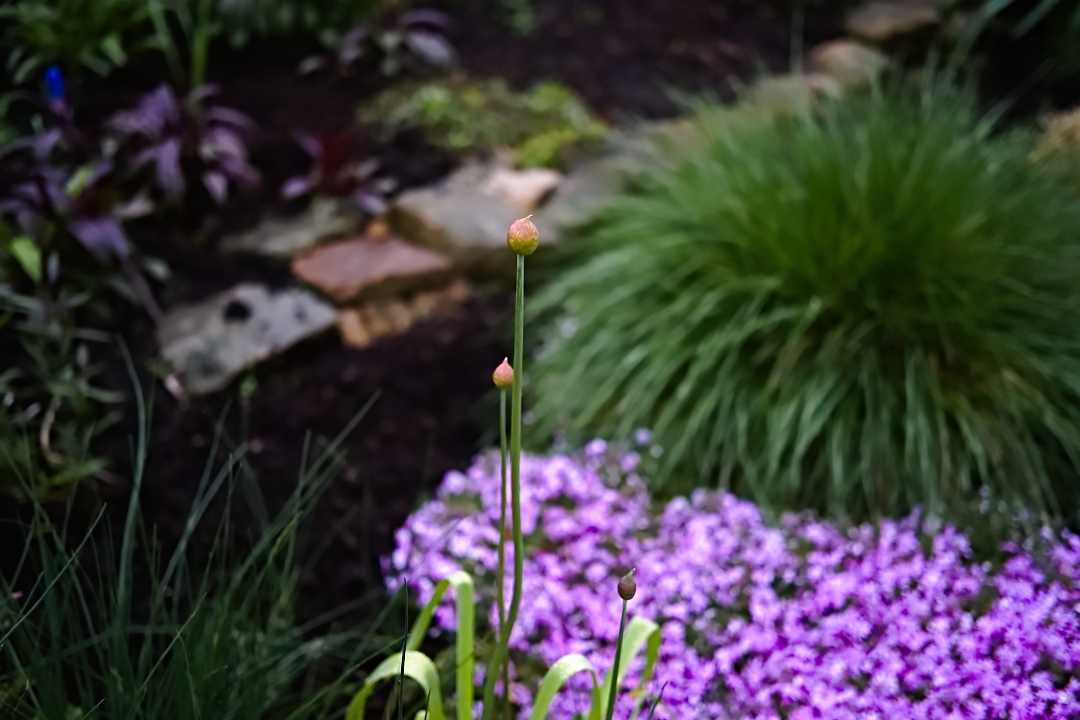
[107,84,259,207]
[298,9,454,77]
[0,144,161,320]
[387,439,1080,720]
[280,130,392,215]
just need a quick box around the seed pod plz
[617,569,637,601]
[507,215,539,256]
[493,358,514,389]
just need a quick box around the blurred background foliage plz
[0,0,425,94]
[361,77,606,168]
[216,0,389,47]
[0,0,151,83]
[0,0,1077,515]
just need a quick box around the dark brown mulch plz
[435,0,846,120]
[111,291,510,624]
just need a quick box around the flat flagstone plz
[158,283,336,396]
[480,167,563,211]
[220,197,360,259]
[291,235,453,304]
[810,40,890,90]
[847,0,939,44]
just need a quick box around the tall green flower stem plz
[491,357,514,715]
[605,569,637,720]
[605,603,629,720]
[497,388,510,719]
[482,232,531,719]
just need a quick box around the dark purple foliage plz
[0,144,161,321]
[299,8,454,76]
[280,130,392,215]
[107,84,259,206]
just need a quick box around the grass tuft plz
[0,385,391,720]
[528,79,1080,522]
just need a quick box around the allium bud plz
[507,215,539,256]
[493,358,514,389]
[617,569,637,601]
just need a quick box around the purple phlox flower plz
[388,442,1080,720]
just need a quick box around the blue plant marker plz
[45,65,66,104]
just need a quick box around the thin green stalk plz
[146,0,185,87]
[482,253,526,720]
[116,340,148,615]
[189,0,213,90]
[605,601,629,720]
[497,389,510,720]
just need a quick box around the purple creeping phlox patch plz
[385,440,1080,720]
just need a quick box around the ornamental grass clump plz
[389,442,1080,719]
[527,80,1080,521]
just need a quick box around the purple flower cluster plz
[385,441,1080,720]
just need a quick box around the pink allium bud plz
[493,358,514,389]
[617,568,637,601]
[507,215,539,256]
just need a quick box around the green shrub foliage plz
[217,0,388,46]
[529,82,1080,522]
[0,0,150,82]
[361,77,605,169]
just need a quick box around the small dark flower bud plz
[493,358,514,389]
[507,215,539,256]
[617,569,636,601]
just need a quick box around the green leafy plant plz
[0,207,132,500]
[0,95,164,498]
[527,79,1080,523]
[348,218,662,720]
[346,571,661,720]
[0,94,20,148]
[0,387,387,719]
[145,0,219,90]
[0,0,151,83]
[361,78,606,169]
[495,0,536,36]
[215,0,389,47]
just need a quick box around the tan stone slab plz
[480,167,563,212]
[292,235,453,304]
[810,40,889,90]
[337,279,470,348]
[847,1,938,43]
